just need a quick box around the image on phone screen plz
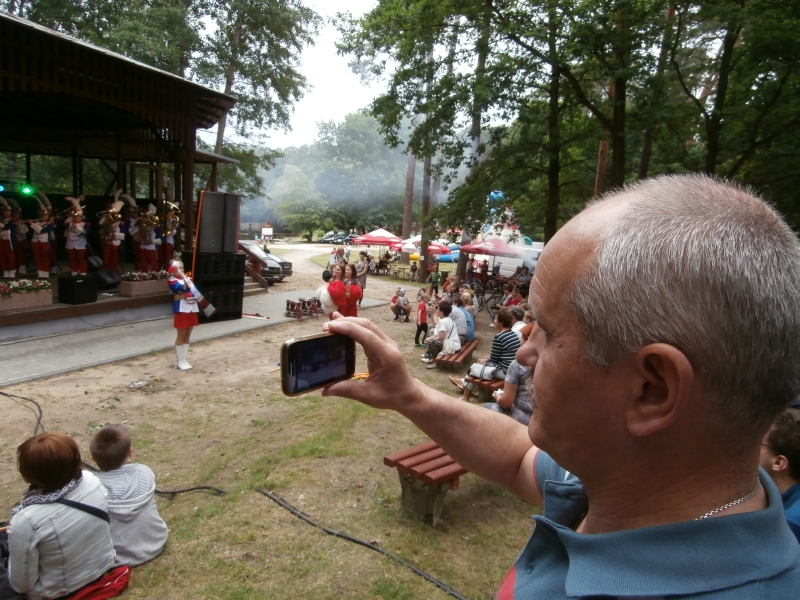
[282,333,355,396]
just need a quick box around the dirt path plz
[0,243,535,599]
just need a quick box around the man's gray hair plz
[569,174,800,434]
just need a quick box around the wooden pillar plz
[129,165,137,199]
[116,138,126,193]
[174,155,182,252]
[72,151,79,197]
[78,157,84,196]
[210,162,218,192]
[156,159,163,207]
[149,163,155,200]
[182,129,196,251]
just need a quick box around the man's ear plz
[626,343,694,437]
[772,454,790,473]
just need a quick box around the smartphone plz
[280,332,357,397]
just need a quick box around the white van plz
[470,239,544,280]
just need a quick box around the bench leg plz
[398,472,452,527]
[475,386,495,404]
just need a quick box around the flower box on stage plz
[121,279,169,297]
[0,290,53,313]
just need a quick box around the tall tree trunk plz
[419,155,432,273]
[401,152,416,239]
[610,78,626,187]
[430,148,443,208]
[595,141,609,194]
[705,22,740,175]
[638,4,675,180]
[215,10,243,155]
[544,5,561,242]
[456,2,492,282]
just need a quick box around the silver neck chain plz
[696,480,761,520]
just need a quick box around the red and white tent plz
[351,228,402,246]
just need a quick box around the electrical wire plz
[81,461,226,497]
[255,488,468,600]
[5,394,465,599]
[1,390,46,435]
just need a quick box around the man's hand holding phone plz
[319,312,426,415]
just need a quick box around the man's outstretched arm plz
[323,315,543,507]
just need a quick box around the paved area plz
[0,290,386,387]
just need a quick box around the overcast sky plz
[246,0,382,150]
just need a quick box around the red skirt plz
[174,311,199,329]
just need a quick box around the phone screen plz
[281,333,356,396]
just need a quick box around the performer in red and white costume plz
[167,260,199,370]
[64,197,90,276]
[0,196,17,279]
[100,199,125,274]
[122,194,142,272]
[138,204,162,273]
[30,198,55,278]
[9,199,28,276]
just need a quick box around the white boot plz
[174,346,181,369]
[176,345,192,370]
[71,271,77,276]
[182,344,193,369]
[18,266,26,275]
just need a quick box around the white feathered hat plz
[64,196,85,222]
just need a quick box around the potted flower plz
[120,270,170,297]
[0,278,53,313]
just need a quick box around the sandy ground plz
[0,242,437,513]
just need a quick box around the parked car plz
[331,235,346,245]
[320,232,338,243]
[344,233,359,243]
[242,243,293,282]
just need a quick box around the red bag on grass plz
[67,566,130,600]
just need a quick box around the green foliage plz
[338,0,800,237]
[193,0,322,135]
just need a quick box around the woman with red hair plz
[8,433,118,599]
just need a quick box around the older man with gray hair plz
[321,175,800,597]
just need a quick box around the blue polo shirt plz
[497,452,800,599]
[783,483,800,543]
[457,306,475,341]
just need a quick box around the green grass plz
[310,253,331,270]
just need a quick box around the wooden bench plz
[384,440,468,526]
[465,375,504,402]
[434,339,479,371]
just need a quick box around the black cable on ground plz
[1,390,46,435]
[82,461,226,497]
[155,486,226,497]
[255,488,468,600]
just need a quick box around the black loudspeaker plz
[197,192,241,253]
[197,192,225,253]
[58,275,97,305]
[223,194,240,253]
[95,270,122,290]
